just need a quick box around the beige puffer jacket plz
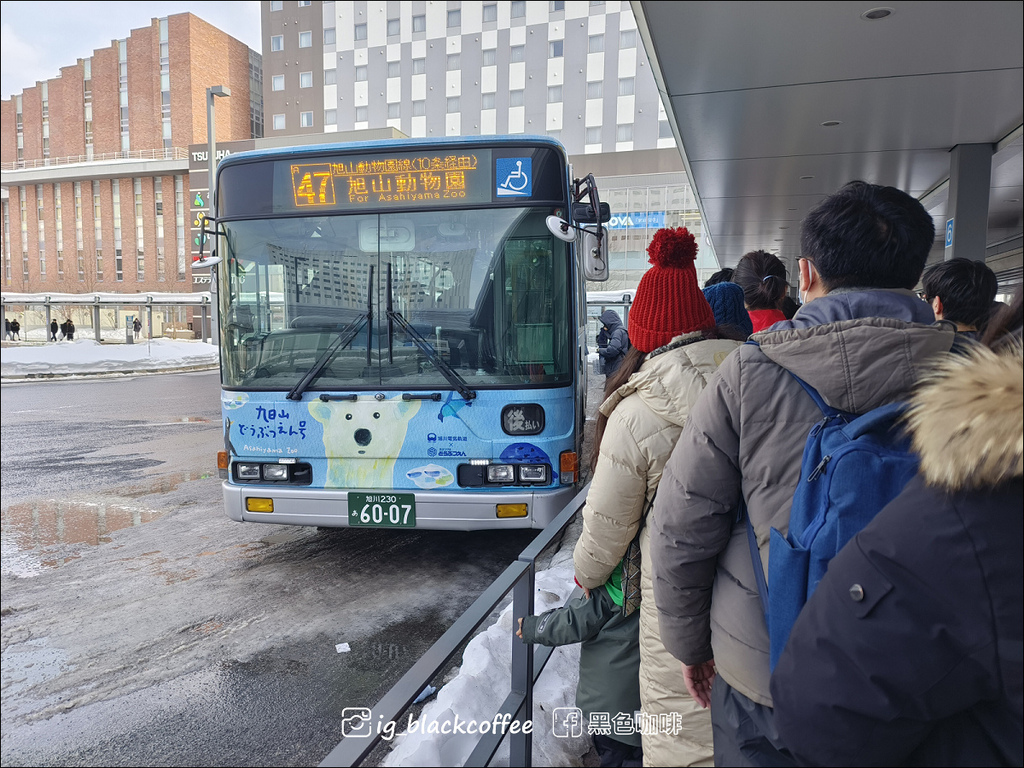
[574,332,740,767]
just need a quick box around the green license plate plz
[348,493,416,528]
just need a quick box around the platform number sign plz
[945,218,954,248]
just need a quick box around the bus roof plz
[216,134,567,171]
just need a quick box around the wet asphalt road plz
[1,371,582,767]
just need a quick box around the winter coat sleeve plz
[521,589,615,647]
[649,353,743,666]
[573,406,652,589]
[770,476,1010,767]
[598,327,629,360]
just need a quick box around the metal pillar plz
[44,300,52,340]
[92,302,102,342]
[945,143,993,262]
[200,304,210,342]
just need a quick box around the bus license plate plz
[348,493,416,528]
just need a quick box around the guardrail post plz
[510,556,535,767]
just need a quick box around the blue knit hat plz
[702,281,753,338]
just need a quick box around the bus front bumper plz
[222,482,578,531]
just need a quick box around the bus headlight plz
[237,463,261,480]
[486,464,515,483]
[517,464,549,484]
[263,464,289,481]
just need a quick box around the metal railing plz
[1,147,188,171]
[319,483,591,768]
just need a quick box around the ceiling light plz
[821,120,842,127]
[862,7,894,20]
[800,175,814,180]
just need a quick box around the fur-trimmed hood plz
[906,342,1023,491]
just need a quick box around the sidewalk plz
[0,338,219,380]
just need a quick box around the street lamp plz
[196,85,230,342]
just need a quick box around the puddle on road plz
[118,470,215,498]
[1,499,168,573]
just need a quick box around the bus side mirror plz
[582,226,609,282]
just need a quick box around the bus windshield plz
[219,207,572,392]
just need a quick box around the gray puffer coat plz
[650,289,954,707]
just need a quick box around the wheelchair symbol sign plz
[496,157,532,197]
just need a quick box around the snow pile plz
[0,338,218,378]
[383,549,591,767]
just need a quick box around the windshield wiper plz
[286,265,374,401]
[385,263,476,401]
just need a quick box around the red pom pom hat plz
[628,227,716,353]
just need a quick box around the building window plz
[387,18,400,36]
[413,57,426,75]
[413,100,426,116]
[616,124,633,142]
[589,34,604,53]
[412,14,426,32]
[483,4,498,22]
[325,68,337,85]
[587,81,603,99]
[510,90,524,107]
[270,0,282,10]
[300,71,313,88]
[298,0,311,6]
[300,111,314,127]
[510,1,526,18]
[482,49,496,66]
[586,127,601,144]
[272,75,285,91]
[355,106,368,122]
[481,93,495,109]
[659,120,673,139]
[387,103,400,118]
[620,29,637,48]
[548,40,562,58]
[271,35,284,52]
[447,97,460,113]
[550,1,565,11]
[447,9,460,27]
[548,86,562,103]
[354,24,367,41]
[388,61,401,78]
[355,65,368,82]
[324,27,336,45]
[618,77,635,96]
[325,109,337,125]
[273,113,286,130]
[299,31,312,48]
[511,45,525,62]
[447,53,460,71]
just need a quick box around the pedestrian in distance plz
[50,319,59,341]
[65,318,75,341]
[10,318,21,340]
[4,317,10,340]
[133,317,142,340]
[597,309,630,386]
[574,226,746,766]
[770,290,1023,767]
[732,250,789,332]
[650,180,955,767]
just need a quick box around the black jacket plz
[771,342,1024,766]
[597,310,629,376]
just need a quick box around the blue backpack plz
[747,370,919,671]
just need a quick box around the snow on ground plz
[0,338,218,378]
[383,546,591,767]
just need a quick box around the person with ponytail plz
[572,227,744,767]
[732,249,789,332]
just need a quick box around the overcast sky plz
[1,1,261,98]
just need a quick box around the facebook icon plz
[552,707,584,738]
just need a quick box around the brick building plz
[0,13,262,295]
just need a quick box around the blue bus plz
[209,136,608,530]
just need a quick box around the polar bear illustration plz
[309,397,421,488]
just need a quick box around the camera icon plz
[341,707,372,738]
[552,707,584,738]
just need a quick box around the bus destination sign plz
[290,153,482,209]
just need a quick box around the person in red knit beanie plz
[628,227,716,353]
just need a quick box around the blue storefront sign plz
[607,211,666,230]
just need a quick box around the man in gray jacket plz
[649,181,955,766]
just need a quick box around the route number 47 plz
[292,164,336,206]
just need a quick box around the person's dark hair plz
[589,325,746,471]
[704,268,734,287]
[921,258,998,330]
[779,295,800,319]
[732,250,787,310]
[800,180,935,291]
[981,288,1022,348]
